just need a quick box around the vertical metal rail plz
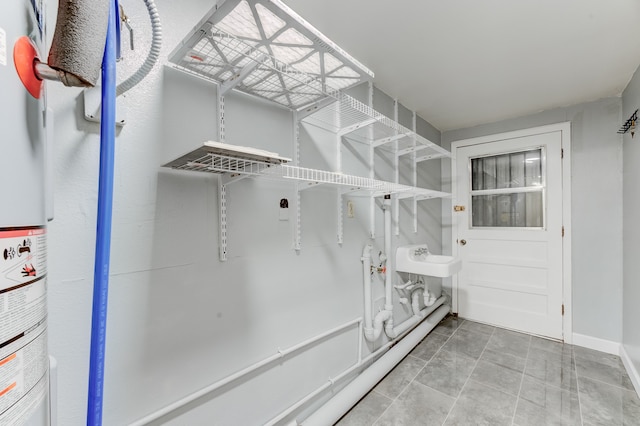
[412,112,418,233]
[217,91,227,261]
[393,99,399,236]
[336,99,343,245]
[87,1,117,424]
[368,83,375,239]
[293,110,302,251]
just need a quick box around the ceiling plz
[282,0,640,131]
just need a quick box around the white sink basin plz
[396,244,462,277]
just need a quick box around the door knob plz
[460,239,467,246]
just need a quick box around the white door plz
[452,126,567,340]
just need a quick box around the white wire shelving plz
[300,92,452,162]
[168,0,373,110]
[166,0,454,257]
[163,146,450,201]
[170,26,335,110]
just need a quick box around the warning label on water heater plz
[0,227,47,354]
[0,227,47,291]
[0,227,48,419]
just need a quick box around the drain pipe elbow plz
[363,327,378,342]
[424,289,437,307]
[384,315,395,338]
[367,310,391,342]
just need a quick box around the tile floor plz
[337,316,640,426]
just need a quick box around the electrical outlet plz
[279,198,289,221]
[347,200,354,218]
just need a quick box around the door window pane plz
[470,148,544,228]
[472,192,543,227]
[471,149,542,190]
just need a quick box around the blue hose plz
[87,0,118,424]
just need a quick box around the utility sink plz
[396,244,462,277]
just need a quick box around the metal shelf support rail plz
[217,92,228,261]
[293,111,302,251]
[368,83,376,239]
[412,112,418,234]
[394,99,400,237]
[336,100,344,245]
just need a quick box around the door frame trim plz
[450,122,572,342]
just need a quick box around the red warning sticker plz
[0,227,46,293]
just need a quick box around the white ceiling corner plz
[283,0,640,131]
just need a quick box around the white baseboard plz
[620,345,640,397]
[572,333,620,355]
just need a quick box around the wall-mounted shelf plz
[163,142,450,201]
[300,92,452,162]
[168,0,373,110]
[167,0,453,258]
[164,141,290,174]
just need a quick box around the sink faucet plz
[414,247,429,256]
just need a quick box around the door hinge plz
[562,304,565,316]
[454,205,466,212]
[561,148,564,159]
[562,226,565,237]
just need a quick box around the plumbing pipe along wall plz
[87,1,118,424]
[301,304,450,426]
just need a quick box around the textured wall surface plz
[622,64,640,386]
[441,97,624,343]
[44,1,445,424]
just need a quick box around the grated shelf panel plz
[169,0,373,110]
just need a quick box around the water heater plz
[0,1,52,424]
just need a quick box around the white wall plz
[45,1,445,424]
[621,65,640,386]
[441,97,623,343]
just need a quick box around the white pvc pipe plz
[424,289,437,307]
[300,304,450,426]
[386,297,445,339]
[383,199,393,312]
[265,339,395,426]
[362,241,392,342]
[129,317,362,426]
[371,310,391,341]
[361,244,374,340]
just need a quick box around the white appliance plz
[0,1,53,425]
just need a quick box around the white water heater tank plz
[0,1,52,425]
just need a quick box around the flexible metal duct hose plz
[116,0,162,96]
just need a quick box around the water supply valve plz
[119,4,135,54]
[371,265,386,274]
